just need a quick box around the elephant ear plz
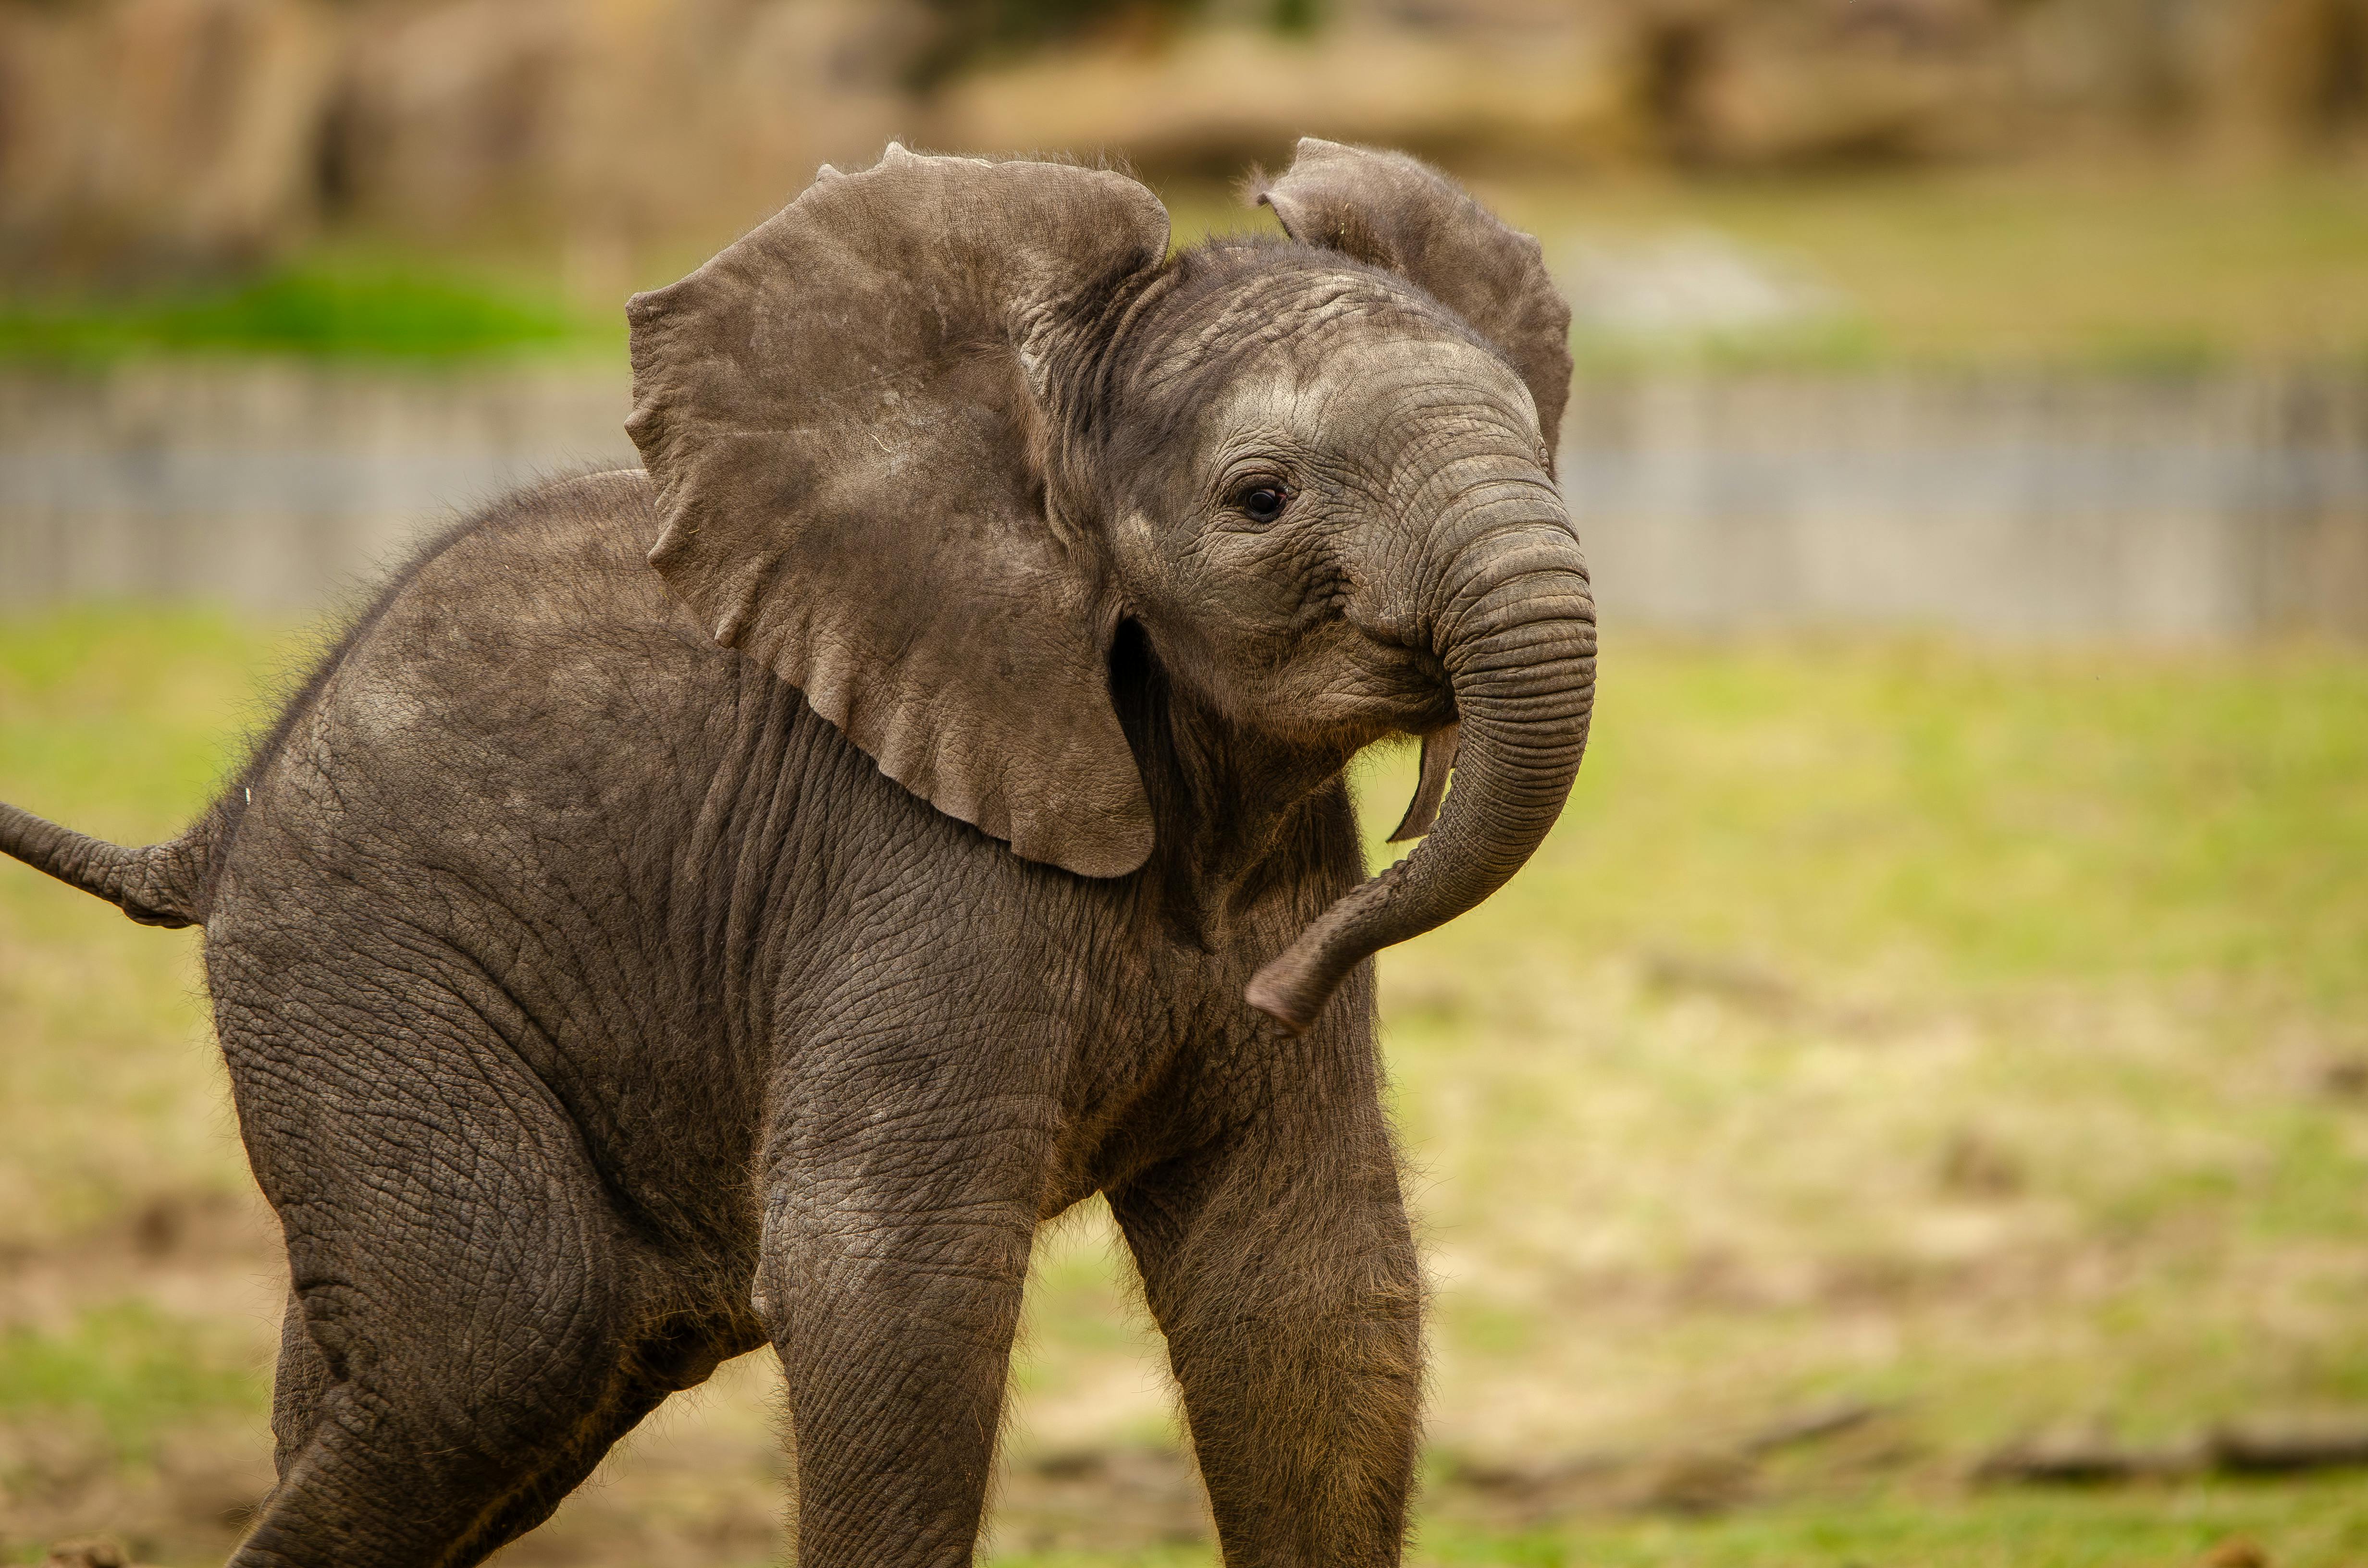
[1256,137,1572,457]
[626,147,1170,879]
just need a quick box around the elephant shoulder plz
[363,465,696,649]
[233,471,721,832]
[345,466,725,732]
[400,467,676,631]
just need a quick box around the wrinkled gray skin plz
[0,141,1594,1567]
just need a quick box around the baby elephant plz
[1,140,1593,1566]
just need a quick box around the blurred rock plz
[0,0,337,278]
[326,0,921,245]
[321,0,577,232]
[1636,1448,1756,1514]
[43,1539,135,1568]
[2010,0,2368,156]
[1974,1422,2205,1483]
[923,16,1631,172]
[2209,1413,2368,1473]
[891,0,2362,174]
[1621,0,2016,166]
[1937,1128,2025,1200]
[0,0,922,281]
[2224,0,2368,153]
[2,0,2363,287]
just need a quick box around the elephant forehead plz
[1133,261,1424,389]
[1201,331,1540,453]
[1190,263,1408,340]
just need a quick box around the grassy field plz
[4,162,2366,370]
[2,607,2366,1564]
[0,262,597,365]
[1481,163,2368,370]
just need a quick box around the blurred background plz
[1,1,2367,1564]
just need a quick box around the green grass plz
[0,1304,264,1464]
[1421,1480,2368,1568]
[1342,639,2368,1468]
[989,1479,2368,1568]
[6,609,2368,1562]
[1469,639,2368,1005]
[1480,164,2368,369]
[6,162,2365,368]
[0,263,605,363]
[0,609,289,1247]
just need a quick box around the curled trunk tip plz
[1246,862,1413,1033]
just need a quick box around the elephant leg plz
[761,1062,1049,1568]
[238,1369,671,1568]
[1111,1086,1422,1566]
[267,1288,332,1483]
[214,989,688,1568]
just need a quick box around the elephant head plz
[625,139,1595,1032]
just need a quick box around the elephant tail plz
[0,802,211,928]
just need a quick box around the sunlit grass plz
[0,264,604,363]
[1355,638,2368,1467]
[6,163,2365,368]
[1420,1480,2368,1568]
[987,1479,2368,1568]
[1446,637,2368,1004]
[0,1304,265,1463]
[1480,163,2368,368]
[0,610,292,1246]
[1121,164,2368,368]
[5,609,2368,1561]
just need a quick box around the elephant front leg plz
[1111,1104,1423,1566]
[761,1128,1040,1568]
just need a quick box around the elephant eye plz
[1232,481,1289,524]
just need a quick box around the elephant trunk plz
[1246,492,1597,1032]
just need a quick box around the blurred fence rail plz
[1572,371,2368,641]
[1,364,2363,640]
[0,364,637,610]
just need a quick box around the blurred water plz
[1,365,2363,640]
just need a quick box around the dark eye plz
[1233,481,1288,524]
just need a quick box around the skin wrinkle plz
[332,675,724,1252]
[0,147,1601,1568]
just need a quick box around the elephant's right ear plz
[1257,138,1572,457]
[626,147,1170,879]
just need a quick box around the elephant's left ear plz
[1257,138,1572,458]
[627,147,1169,879]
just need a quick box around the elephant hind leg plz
[234,1188,718,1568]
[234,1232,690,1568]
[216,995,720,1567]
[238,1352,674,1568]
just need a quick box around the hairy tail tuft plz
[0,803,210,928]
